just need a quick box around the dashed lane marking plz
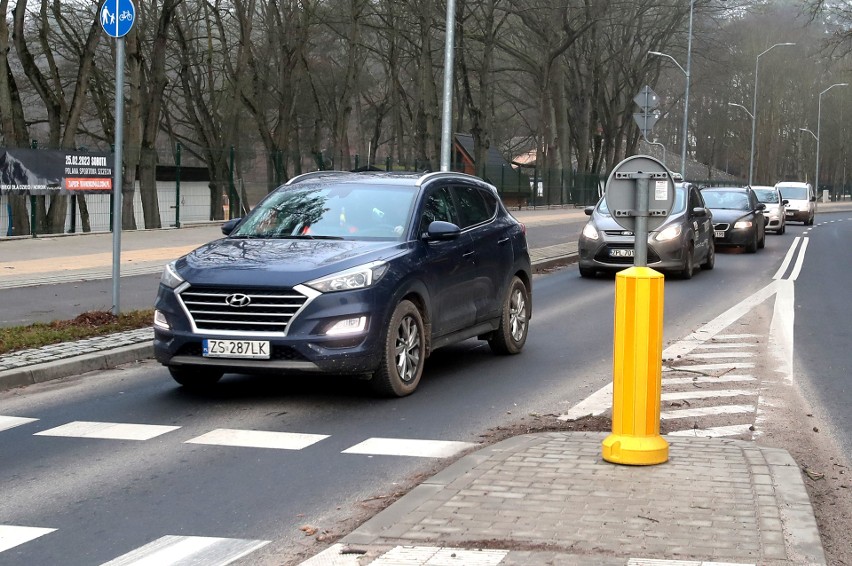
[185,429,328,450]
[0,415,38,432]
[661,389,755,402]
[342,438,478,458]
[34,421,180,441]
[660,405,755,420]
[99,535,269,566]
[0,525,56,553]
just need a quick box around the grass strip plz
[0,309,153,356]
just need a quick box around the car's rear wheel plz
[371,300,425,397]
[777,223,786,235]
[758,228,765,249]
[702,238,715,270]
[169,366,223,389]
[488,276,530,355]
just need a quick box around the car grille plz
[178,286,309,333]
[175,343,307,361]
[604,230,634,236]
[713,223,730,231]
[595,244,661,265]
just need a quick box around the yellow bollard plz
[602,266,669,465]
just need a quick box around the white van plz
[775,181,815,225]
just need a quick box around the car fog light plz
[153,309,170,330]
[325,316,366,336]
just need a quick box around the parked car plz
[577,182,715,279]
[751,185,787,234]
[701,186,766,253]
[775,181,816,225]
[153,171,532,397]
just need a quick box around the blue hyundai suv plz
[153,171,532,396]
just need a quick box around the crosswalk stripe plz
[34,421,180,440]
[370,546,509,566]
[686,352,754,359]
[662,375,755,385]
[185,429,328,450]
[0,525,56,553]
[666,424,755,438]
[342,438,477,458]
[99,535,269,566]
[660,405,755,420]
[664,362,754,372]
[0,415,38,432]
[691,343,756,350]
[711,333,759,340]
[661,390,755,402]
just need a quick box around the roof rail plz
[416,171,491,187]
[286,170,350,185]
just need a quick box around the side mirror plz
[756,203,766,211]
[424,220,461,241]
[692,207,708,217]
[584,206,594,216]
[782,199,789,205]
[221,218,241,235]
[810,196,817,202]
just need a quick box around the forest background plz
[1,0,850,235]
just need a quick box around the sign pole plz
[111,36,124,316]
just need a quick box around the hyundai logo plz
[225,293,252,307]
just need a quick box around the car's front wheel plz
[488,276,530,355]
[169,366,223,389]
[371,300,425,397]
[679,243,695,279]
[702,238,715,270]
[746,229,758,253]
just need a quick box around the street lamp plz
[749,42,796,186]
[728,103,754,182]
[815,83,848,195]
[648,0,693,179]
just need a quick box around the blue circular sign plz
[100,0,135,38]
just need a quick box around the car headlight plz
[306,261,389,292]
[582,222,599,240]
[160,261,185,289]
[654,224,682,242]
[734,220,753,229]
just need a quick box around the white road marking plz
[342,438,477,458]
[770,279,795,382]
[710,334,760,340]
[100,535,268,566]
[660,405,754,420]
[666,424,755,438]
[298,543,362,566]
[662,375,755,385]
[368,546,509,566]
[34,421,179,440]
[788,237,809,281]
[557,382,612,421]
[661,390,755,402]
[691,343,756,350]
[0,525,55,553]
[185,429,328,450]
[664,362,754,373]
[773,236,802,280]
[0,415,38,432]
[686,352,754,359]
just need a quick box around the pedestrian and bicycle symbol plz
[99,0,135,38]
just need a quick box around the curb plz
[0,342,153,391]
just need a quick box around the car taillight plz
[519,222,526,234]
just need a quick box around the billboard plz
[0,148,114,195]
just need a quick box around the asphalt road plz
[0,215,831,565]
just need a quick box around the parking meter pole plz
[602,172,668,466]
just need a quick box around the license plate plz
[609,248,634,258]
[714,230,725,238]
[203,339,270,359]
[785,211,794,216]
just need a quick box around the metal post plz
[111,36,126,315]
[175,142,181,228]
[439,0,457,171]
[816,83,849,196]
[681,0,693,179]
[228,146,236,220]
[634,175,650,267]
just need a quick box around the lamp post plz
[749,42,796,186]
[815,83,848,196]
[800,128,817,183]
[728,103,754,183]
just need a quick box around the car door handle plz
[497,237,510,245]
[462,251,475,258]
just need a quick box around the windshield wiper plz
[272,235,345,240]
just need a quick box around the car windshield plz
[753,189,779,203]
[702,190,750,211]
[231,183,418,240]
[598,184,686,215]
[778,186,809,200]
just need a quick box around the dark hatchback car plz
[577,182,715,279]
[701,186,766,252]
[153,171,532,397]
